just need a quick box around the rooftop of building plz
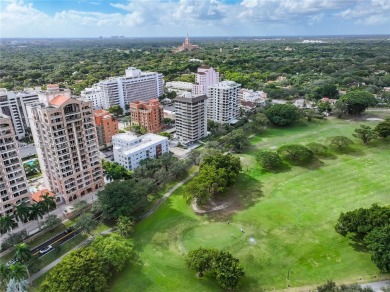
[210,80,241,89]
[114,133,168,155]
[174,92,207,103]
[31,189,55,203]
[199,65,210,69]
[49,95,71,106]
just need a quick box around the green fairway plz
[110,118,390,291]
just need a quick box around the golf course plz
[111,117,390,291]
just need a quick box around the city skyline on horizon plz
[1,0,389,38]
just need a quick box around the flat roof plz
[174,94,207,103]
[114,133,168,155]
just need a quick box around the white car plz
[39,245,53,254]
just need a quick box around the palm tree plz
[8,263,28,282]
[14,202,30,226]
[40,193,56,217]
[0,263,10,290]
[115,216,134,238]
[14,243,32,279]
[28,203,44,230]
[0,215,16,236]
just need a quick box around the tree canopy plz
[265,104,302,126]
[255,150,282,171]
[277,144,314,165]
[337,90,377,116]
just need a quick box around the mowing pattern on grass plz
[110,118,389,291]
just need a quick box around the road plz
[361,280,390,291]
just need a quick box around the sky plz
[0,0,390,38]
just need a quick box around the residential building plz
[0,88,40,139]
[113,133,169,170]
[0,114,30,217]
[192,66,219,96]
[239,89,267,104]
[97,67,164,110]
[37,84,71,105]
[26,95,104,204]
[174,92,208,145]
[165,81,193,93]
[81,85,107,109]
[31,189,55,203]
[173,34,200,53]
[208,81,241,124]
[130,99,164,133]
[94,109,119,149]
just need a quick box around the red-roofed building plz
[31,189,56,203]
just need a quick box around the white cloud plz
[0,0,389,37]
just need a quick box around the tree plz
[75,213,97,236]
[14,202,30,225]
[306,142,328,156]
[201,153,242,186]
[277,144,314,165]
[115,216,134,238]
[97,179,149,220]
[212,250,245,290]
[185,248,244,289]
[40,193,56,217]
[43,215,61,232]
[353,125,377,144]
[159,132,172,139]
[335,204,390,237]
[13,243,32,279]
[327,136,354,150]
[28,203,44,230]
[185,248,217,277]
[255,150,282,171]
[0,263,10,290]
[317,101,332,113]
[8,263,28,282]
[221,128,250,152]
[90,234,134,272]
[364,225,390,272]
[108,105,123,117]
[265,104,301,126]
[337,90,377,116]
[0,215,16,235]
[374,118,390,139]
[102,160,132,181]
[73,200,89,213]
[40,248,108,292]
[185,164,228,205]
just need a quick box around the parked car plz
[6,258,17,266]
[39,245,53,255]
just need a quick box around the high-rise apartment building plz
[0,88,40,139]
[27,95,104,204]
[174,92,208,145]
[192,66,219,96]
[0,114,30,217]
[130,99,164,133]
[208,81,241,124]
[80,85,107,110]
[97,67,164,110]
[94,109,119,149]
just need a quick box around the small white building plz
[239,89,267,104]
[165,81,193,93]
[113,133,169,170]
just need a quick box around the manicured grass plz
[52,117,390,290]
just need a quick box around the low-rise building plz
[113,133,169,170]
[165,81,193,93]
[81,85,107,109]
[130,99,164,133]
[94,109,119,149]
[239,89,267,104]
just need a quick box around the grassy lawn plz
[110,117,390,291]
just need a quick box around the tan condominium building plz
[27,95,104,204]
[174,92,208,145]
[130,99,164,133]
[0,114,30,217]
[94,109,119,149]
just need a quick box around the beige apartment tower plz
[174,93,208,145]
[0,114,30,217]
[27,95,104,204]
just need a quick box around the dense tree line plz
[1,38,389,104]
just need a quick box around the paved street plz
[19,144,37,159]
[361,280,390,291]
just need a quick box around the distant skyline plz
[1,0,389,38]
